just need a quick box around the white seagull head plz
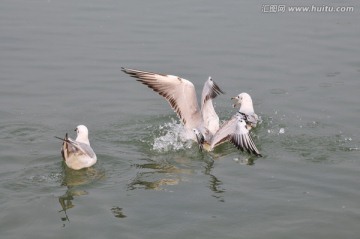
[75,125,90,145]
[231,92,254,114]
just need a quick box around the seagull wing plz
[230,118,262,156]
[210,116,237,149]
[73,141,96,158]
[57,135,96,159]
[210,115,262,156]
[201,77,224,135]
[122,67,202,129]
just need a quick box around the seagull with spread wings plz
[210,92,262,156]
[121,67,224,151]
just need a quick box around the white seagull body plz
[56,125,97,170]
[210,93,262,156]
[121,67,224,150]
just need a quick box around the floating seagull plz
[121,67,224,150]
[210,93,262,156]
[55,125,97,170]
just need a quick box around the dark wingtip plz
[212,80,225,95]
[230,135,262,157]
[55,133,70,143]
[203,80,225,104]
[54,136,64,141]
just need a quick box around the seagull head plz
[231,92,254,114]
[75,125,90,144]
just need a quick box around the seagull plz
[55,125,97,170]
[210,93,262,156]
[121,67,224,150]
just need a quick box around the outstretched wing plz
[210,116,237,149]
[230,118,262,156]
[210,115,262,156]
[122,67,202,129]
[201,77,224,135]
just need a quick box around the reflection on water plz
[58,188,88,223]
[126,153,229,202]
[61,166,104,187]
[203,160,225,202]
[58,166,105,224]
[110,206,127,219]
[210,143,259,166]
[127,159,190,191]
[232,156,256,165]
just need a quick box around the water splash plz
[152,119,193,152]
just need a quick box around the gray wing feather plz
[75,142,96,158]
[210,116,238,149]
[210,115,262,156]
[63,137,96,158]
[230,118,262,156]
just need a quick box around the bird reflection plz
[209,174,225,202]
[58,187,88,223]
[110,206,127,219]
[210,143,258,165]
[126,154,227,202]
[58,166,105,224]
[203,159,226,202]
[127,159,193,190]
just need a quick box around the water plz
[1,0,360,238]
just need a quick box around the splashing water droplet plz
[152,119,192,152]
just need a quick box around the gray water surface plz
[1,0,360,238]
